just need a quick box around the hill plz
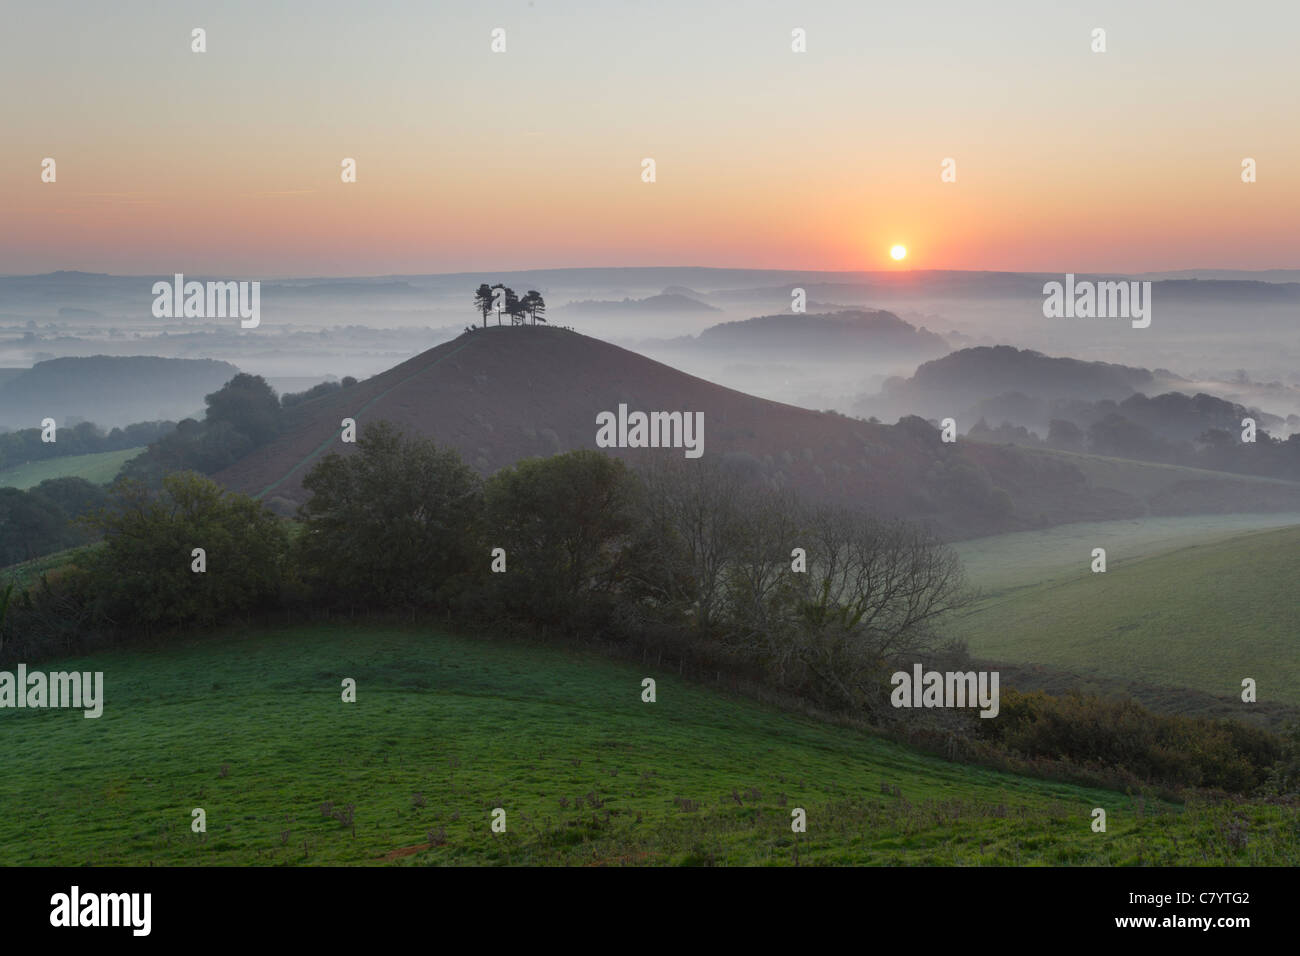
[875,346,1174,422]
[688,309,948,358]
[567,293,721,313]
[2,623,1286,866]
[0,356,240,430]
[948,524,1300,708]
[214,327,1300,536]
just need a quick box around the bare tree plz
[629,459,970,711]
[782,505,970,710]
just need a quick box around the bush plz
[475,450,641,629]
[0,487,76,565]
[80,472,290,632]
[298,422,481,608]
[980,689,1279,793]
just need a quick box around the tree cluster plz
[472,284,547,327]
[0,420,176,470]
[121,373,284,484]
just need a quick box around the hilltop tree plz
[488,283,512,326]
[475,284,545,327]
[505,288,525,325]
[473,283,493,328]
[522,290,547,325]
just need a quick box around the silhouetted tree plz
[489,283,510,326]
[522,290,547,325]
[505,288,525,325]
[473,283,493,328]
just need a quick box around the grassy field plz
[1024,446,1300,495]
[954,512,1300,595]
[0,447,143,489]
[950,524,1300,707]
[0,545,95,588]
[1,624,1293,866]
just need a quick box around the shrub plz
[80,472,290,632]
[474,450,640,629]
[298,422,482,609]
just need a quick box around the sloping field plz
[3,625,1289,866]
[949,525,1300,707]
[1052,449,1300,498]
[0,447,143,489]
[954,512,1300,595]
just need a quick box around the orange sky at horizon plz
[3,0,1297,277]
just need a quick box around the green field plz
[950,524,1300,707]
[954,512,1300,595]
[1,624,1293,866]
[0,447,143,489]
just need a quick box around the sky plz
[2,0,1298,276]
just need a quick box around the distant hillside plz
[0,356,240,429]
[895,345,1163,402]
[567,293,720,313]
[214,327,1300,537]
[660,285,713,303]
[964,389,1283,440]
[691,309,948,358]
[873,345,1178,421]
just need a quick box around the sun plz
[890,244,907,261]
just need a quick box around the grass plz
[1,623,1294,866]
[950,524,1300,707]
[0,447,143,489]
[0,545,94,588]
[953,512,1300,595]
[1023,445,1300,494]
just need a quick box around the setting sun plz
[890,245,907,261]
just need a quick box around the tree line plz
[0,420,176,471]
[3,421,967,711]
[967,390,1300,482]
